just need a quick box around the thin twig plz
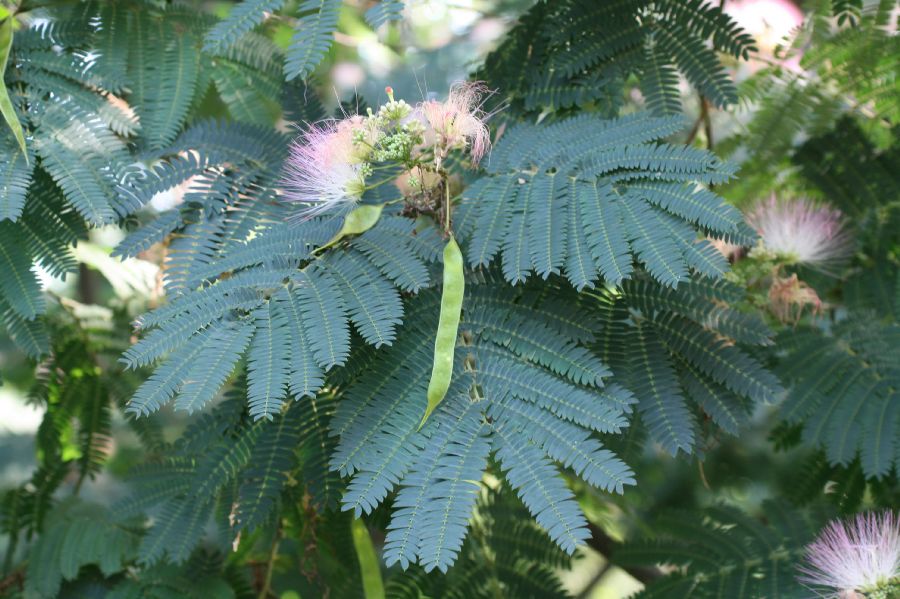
[686,96,712,147]
[686,112,704,145]
[258,530,281,599]
[585,523,664,585]
[444,173,451,233]
[701,97,714,150]
[575,561,613,599]
[698,459,712,491]
[0,567,25,595]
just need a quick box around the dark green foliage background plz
[0,0,897,598]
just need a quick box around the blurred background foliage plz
[0,0,897,598]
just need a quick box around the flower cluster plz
[282,82,492,221]
[281,118,370,220]
[746,195,853,272]
[418,82,491,165]
[798,511,900,599]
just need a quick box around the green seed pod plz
[350,517,385,599]
[420,235,465,428]
[316,203,384,254]
[0,17,28,160]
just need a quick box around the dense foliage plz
[0,0,897,598]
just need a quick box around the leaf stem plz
[585,522,664,584]
[444,175,451,232]
[258,529,281,599]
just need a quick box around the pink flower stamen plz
[282,119,368,220]
[798,511,900,598]
[746,195,853,272]
[768,273,823,323]
[418,81,492,165]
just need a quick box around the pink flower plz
[746,196,853,271]
[282,118,369,220]
[725,0,804,74]
[768,273,822,324]
[708,236,745,262]
[418,81,491,165]
[799,511,900,598]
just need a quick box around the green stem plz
[73,470,86,496]
[1,533,17,574]
[444,174,451,233]
[368,163,399,172]
[258,531,280,599]
[363,176,398,190]
[350,517,385,599]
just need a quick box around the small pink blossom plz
[708,236,745,262]
[725,0,804,73]
[799,511,900,598]
[282,118,369,220]
[768,273,822,323]
[418,81,491,165]
[746,196,853,271]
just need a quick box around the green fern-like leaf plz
[778,315,900,478]
[0,135,32,222]
[617,502,820,599]
[624,318,695,455]
[295,267,351,370]
[138,414,262,565]
[365,0,405,29]
[174,320,255,413]
[203,0,288,53]
[480,0,753,115]
[589,275,779,451]
[236,404,302,531]
[458,113,739,289]
[0,221,45,320]
[641,35,682,116]
[332,281,635,569]
[271,285,326,399]
[247,301,292,419]
[323,249,404,347]
[25,501,140,599]
[493,425,590,555]
[383,396,487,571]
[128,13,202,150]
[284,0,340,81]
[1,302,50,359]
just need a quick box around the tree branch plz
[701,97,714,150]
[575,561,612,599]
[685,96,713,149]
[0,567,25,595]
[586,522,664,585]
[257,529,281,599]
